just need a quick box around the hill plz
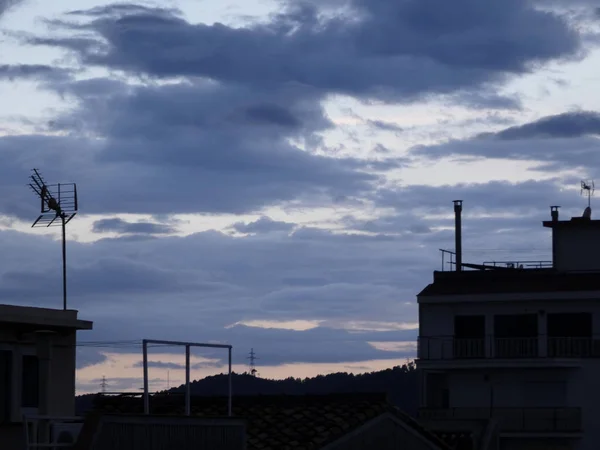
[76,361,418,415]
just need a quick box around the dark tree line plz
[76,362,418,416]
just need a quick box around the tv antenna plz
[247,348,259,377]
[28,169,78,310]
[581,180,595,208]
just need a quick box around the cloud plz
[367,120,403,133]
[1,0,587,221]
[0,0,22,17]
[489,110,600,140]
[231,216,295,234]
[31,0,582,103]
[92,218,176,235]
[132,361,186,370]
[0,79,376,218]
[411,111,600,174]
[0,64,70,82]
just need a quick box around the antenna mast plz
[247,348,259,377]
[28,169,78,310]
[581,180,595,209]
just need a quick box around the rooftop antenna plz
[581,180,594,209]
[29,169,78,310]
[247,348,259,377]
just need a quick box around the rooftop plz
[419,269,600,296]
[92,392,449,450]
[0,304,93,331]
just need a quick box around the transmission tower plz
[100,375,108,393]
[247,348,259,377]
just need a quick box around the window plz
[21,355,39,408]
[454,316,485,358]
[0,351,11,423]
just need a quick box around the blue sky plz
[1,0,600,393]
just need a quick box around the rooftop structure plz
[0,304,92,450]
[417,199,600,450]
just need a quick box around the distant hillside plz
[76,362,418,416]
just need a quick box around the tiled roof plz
[92,393,449,450]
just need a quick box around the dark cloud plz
[373,178,579,216]
[411,111,600,174]
[76,348,108,369]
[231,216,295,234]
[0,79,376,218]
[133,361,186,370]
[367,120,403,133]
[0,64,73,84]
[1,176,581,373]
[0,0,21,16]
[1,0,586,220]
[92,218,176,235]
[490,110,600,140]
[31,0,582,103]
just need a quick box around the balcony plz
[418,407,582,433]
[418,336,600,360]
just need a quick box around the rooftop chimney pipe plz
[453,200,463,272]
[550,206,560,222]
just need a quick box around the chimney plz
[453,200,463,272]
[550,206,560,222]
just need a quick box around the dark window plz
[21,355,39,408]
[494,314,538,358]
[547,313,593,357]
[494,314,538,337]
[0,351,11,422]
[547,313,592,337]
[454,315,485,338]
[454,316,485,358]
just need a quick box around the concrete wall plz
[445,369,569,409]
[0,327,78,450]
[554,227,600,272]
[420,299,600,338]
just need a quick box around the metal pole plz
[143,340,149,414]
[228,347,232,417]
[185,345,191,416]
[61,214,67,310]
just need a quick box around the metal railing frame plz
[142,339,233,417]
[418,335,600,360]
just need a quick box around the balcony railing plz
[419,407,582,433]
[418,336,600,360]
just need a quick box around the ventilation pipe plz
[453,200,463,272]
[550,206,560,222]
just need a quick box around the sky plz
[1,0,600,394]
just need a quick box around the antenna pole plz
[61,213,67,310]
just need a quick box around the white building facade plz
[417,202,599,450]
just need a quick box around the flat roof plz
[543,218,600,229]
[0,304,93,330]
[418,269,600,296]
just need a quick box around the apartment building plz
[0,304,92,449]
[416,201,599,450]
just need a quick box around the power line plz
[100,375,108,393]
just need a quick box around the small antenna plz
[247,348,259,377]
[581,180,595,208]
[100,375,108,393]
